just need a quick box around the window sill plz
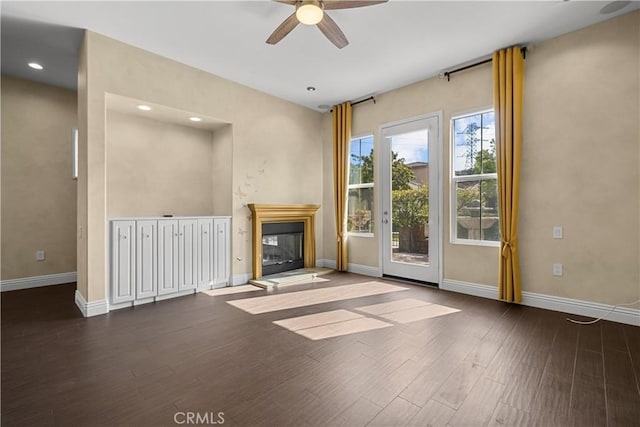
[347,232,375,238]
[450,239,500,248]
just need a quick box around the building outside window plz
[451,109,500,245]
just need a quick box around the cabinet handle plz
[180,233,183,236]
[204,231,207,234]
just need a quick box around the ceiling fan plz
[266,0,388,49]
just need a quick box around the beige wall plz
[106,111,215,217]
[1,76,77,280]
[78,31,322,302]
[322,11,639,306]
[520,11,639,304]
[211,124,233,216]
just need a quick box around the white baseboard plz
[233,273,252,286]
[317,259,380,278]
[441,279,640,327]
[317,259,336,269]
[74,290,108,318]
[440,279,497,300]
[1,271,77,292]
[348,263,381,277]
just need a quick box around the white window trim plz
[449,109,500,247]
[347,135,375,237]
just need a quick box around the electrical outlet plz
[35,250,45,261]
[553,226,563,239]
[553,263,563,277]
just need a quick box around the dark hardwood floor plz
[2,272,639,426]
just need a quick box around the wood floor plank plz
[578,323,603,353]
[2,276,640,426]
[327,397,382,427]
[500,363,544,412]
[606,381,640,426]
[574,348,605,384]
[604,348,638,390]
[448,376,506,426]
[529,373,572,426]
[364,359,424,408]
[432,359,485,410]
[488,401,533,427]
[570,378,607,427]
[407,399,456,427]
[366,397,420,427]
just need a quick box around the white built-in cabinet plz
[110,216,231,309]
[136,220,157,300]
[213,218,231,287]
[111,220,136,304]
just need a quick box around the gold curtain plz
[493,47,525,303]
[332,102,352,271]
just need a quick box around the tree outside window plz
[347,136,374,234]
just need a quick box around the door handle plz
[382,219,389,224]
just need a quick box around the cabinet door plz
[136,220,157,300]
[178,219,198,291]
[213,218,231,288]
[111,221,136,304]
[197,218,214,289]
[158,220,179,295]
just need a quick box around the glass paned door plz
[381,115,439,283]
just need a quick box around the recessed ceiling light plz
[189,117,202,122]
[137,105,152,111]
[306,86,316,92]
[28,62,43,70]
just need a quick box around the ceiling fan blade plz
[323,0,388,10]
[273,0,297,4]
[266,12,300,45]
[317,13,348,49]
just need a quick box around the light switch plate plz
[553,263,563,276]
[35,250,45,261]
[553,226,563,239]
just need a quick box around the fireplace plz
[262,222,304,276]
[248,204,320,279]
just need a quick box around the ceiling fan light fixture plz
[296,1,323,25]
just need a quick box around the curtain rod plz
[329,96,375,112]
[351,96,376,107]
[443,47,527,82]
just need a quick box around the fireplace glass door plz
[262,222,305,276]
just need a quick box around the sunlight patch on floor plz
[293,317,393,340]
[272,298,461,341]
[227,281,408,315]
[377,303,460,323]
[274,309,363,331]
[355,298,460,324]
[274,309,393,340]
[354,298,430,315]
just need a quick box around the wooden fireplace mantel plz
[248,204,320,280]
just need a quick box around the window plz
[347,135,374,235]
[451,109,500,245]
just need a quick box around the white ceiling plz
[1,1,638,111]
